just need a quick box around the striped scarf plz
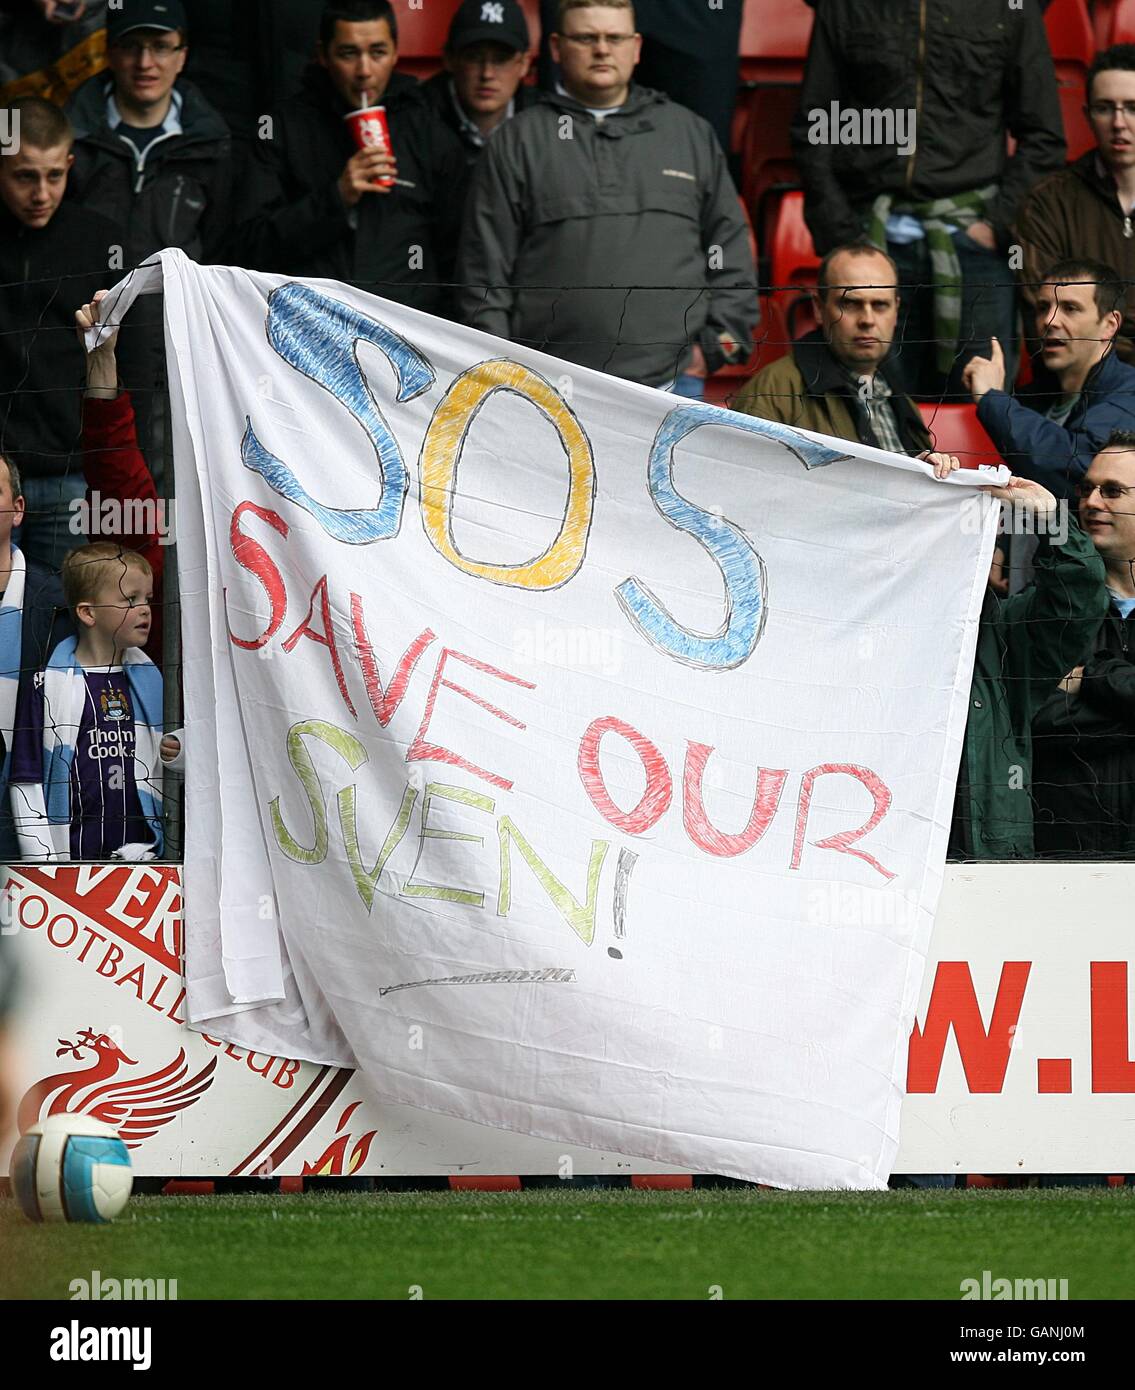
[24,636,164,860]
[867,185,998,375]
[0,545,26,787]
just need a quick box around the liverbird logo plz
[18,1027,217,1148]
[301,1101,378,1177]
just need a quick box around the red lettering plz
[47,913,79,949]
[167,988,187,1025]
[1037,1058,1072,1093]
[146,971,173,1014]
[246,1052,275,1078]
[351,598,435,728]
[76,924,108,963]
[791,763,895,880]
[273,1059,300,1089]
[682,742,788,856]
[228,500,289,649]
[17,894,48,930]
[1091,962,1135,1093]
[281,575,357,718]
[907,962,1031,1093]
[578,716,672,834]
[96,941,125,977]
[407,647,534,792]
[114,963,147,1000]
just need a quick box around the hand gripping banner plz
[95,251,1004,1188]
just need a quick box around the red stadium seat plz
[738,0,814,85]
[394,0,457,78]
[916,403,1002,470]
[1045,0,1095,68]
[714,189,819,398]
[739,84,800,237]
[768,188,820,336]
[1043,0,1096,157]
[1108,0,1135,41]
[1094,0,1120,47]
[734,0,813,177]
[1058,82,1096,158]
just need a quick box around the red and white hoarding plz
[3,863,1133,1178]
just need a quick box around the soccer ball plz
[10,1114,133,1223]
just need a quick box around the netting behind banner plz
[2,248,1133,864]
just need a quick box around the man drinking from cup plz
[233,0,467,315]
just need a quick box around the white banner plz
[99,251,1002,1188]
[6,865,1133,1178]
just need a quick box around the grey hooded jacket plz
[457,84,757,386]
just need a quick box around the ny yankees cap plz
[107,0,188,42]
[447,0,531,53]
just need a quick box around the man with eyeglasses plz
[963,258,1135,502]
[1031,431,1135,858]
[457,0,756,394]
[421,0,535,168]
[65,0,234,266]
[1018,46,1135,366]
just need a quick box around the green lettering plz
[402,782,496,906]
[270,719,367,863]
[497,816,609,944]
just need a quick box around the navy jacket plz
[977,349,1135,500]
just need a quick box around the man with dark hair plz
[458,0,756,393]
[0,96,125,570]
[0,451,71,861]
[734,243,934,454]
[233,0,466,311]
[1017,45,1135,364]
[792,0,1065,398]
[963,259,1135,499]
[1032,429,1135,857]
[421,0,534,167]
[65,0,234,265]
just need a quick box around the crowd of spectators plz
[0,0,1133,866]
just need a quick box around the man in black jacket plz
[0,453,72,862]
[233,0,467,313]
[791,0,1065,399]
[65,0,234,266]
[1033,429,1135,857]
[420,0,535,168]
[0,96,125,571]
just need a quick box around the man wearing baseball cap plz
[421,0,535,166]
[65,0,234,265]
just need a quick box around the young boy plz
[9,542,179,861]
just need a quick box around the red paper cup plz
[344,105,395,188]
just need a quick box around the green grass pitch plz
[3,1189,1133,1301]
